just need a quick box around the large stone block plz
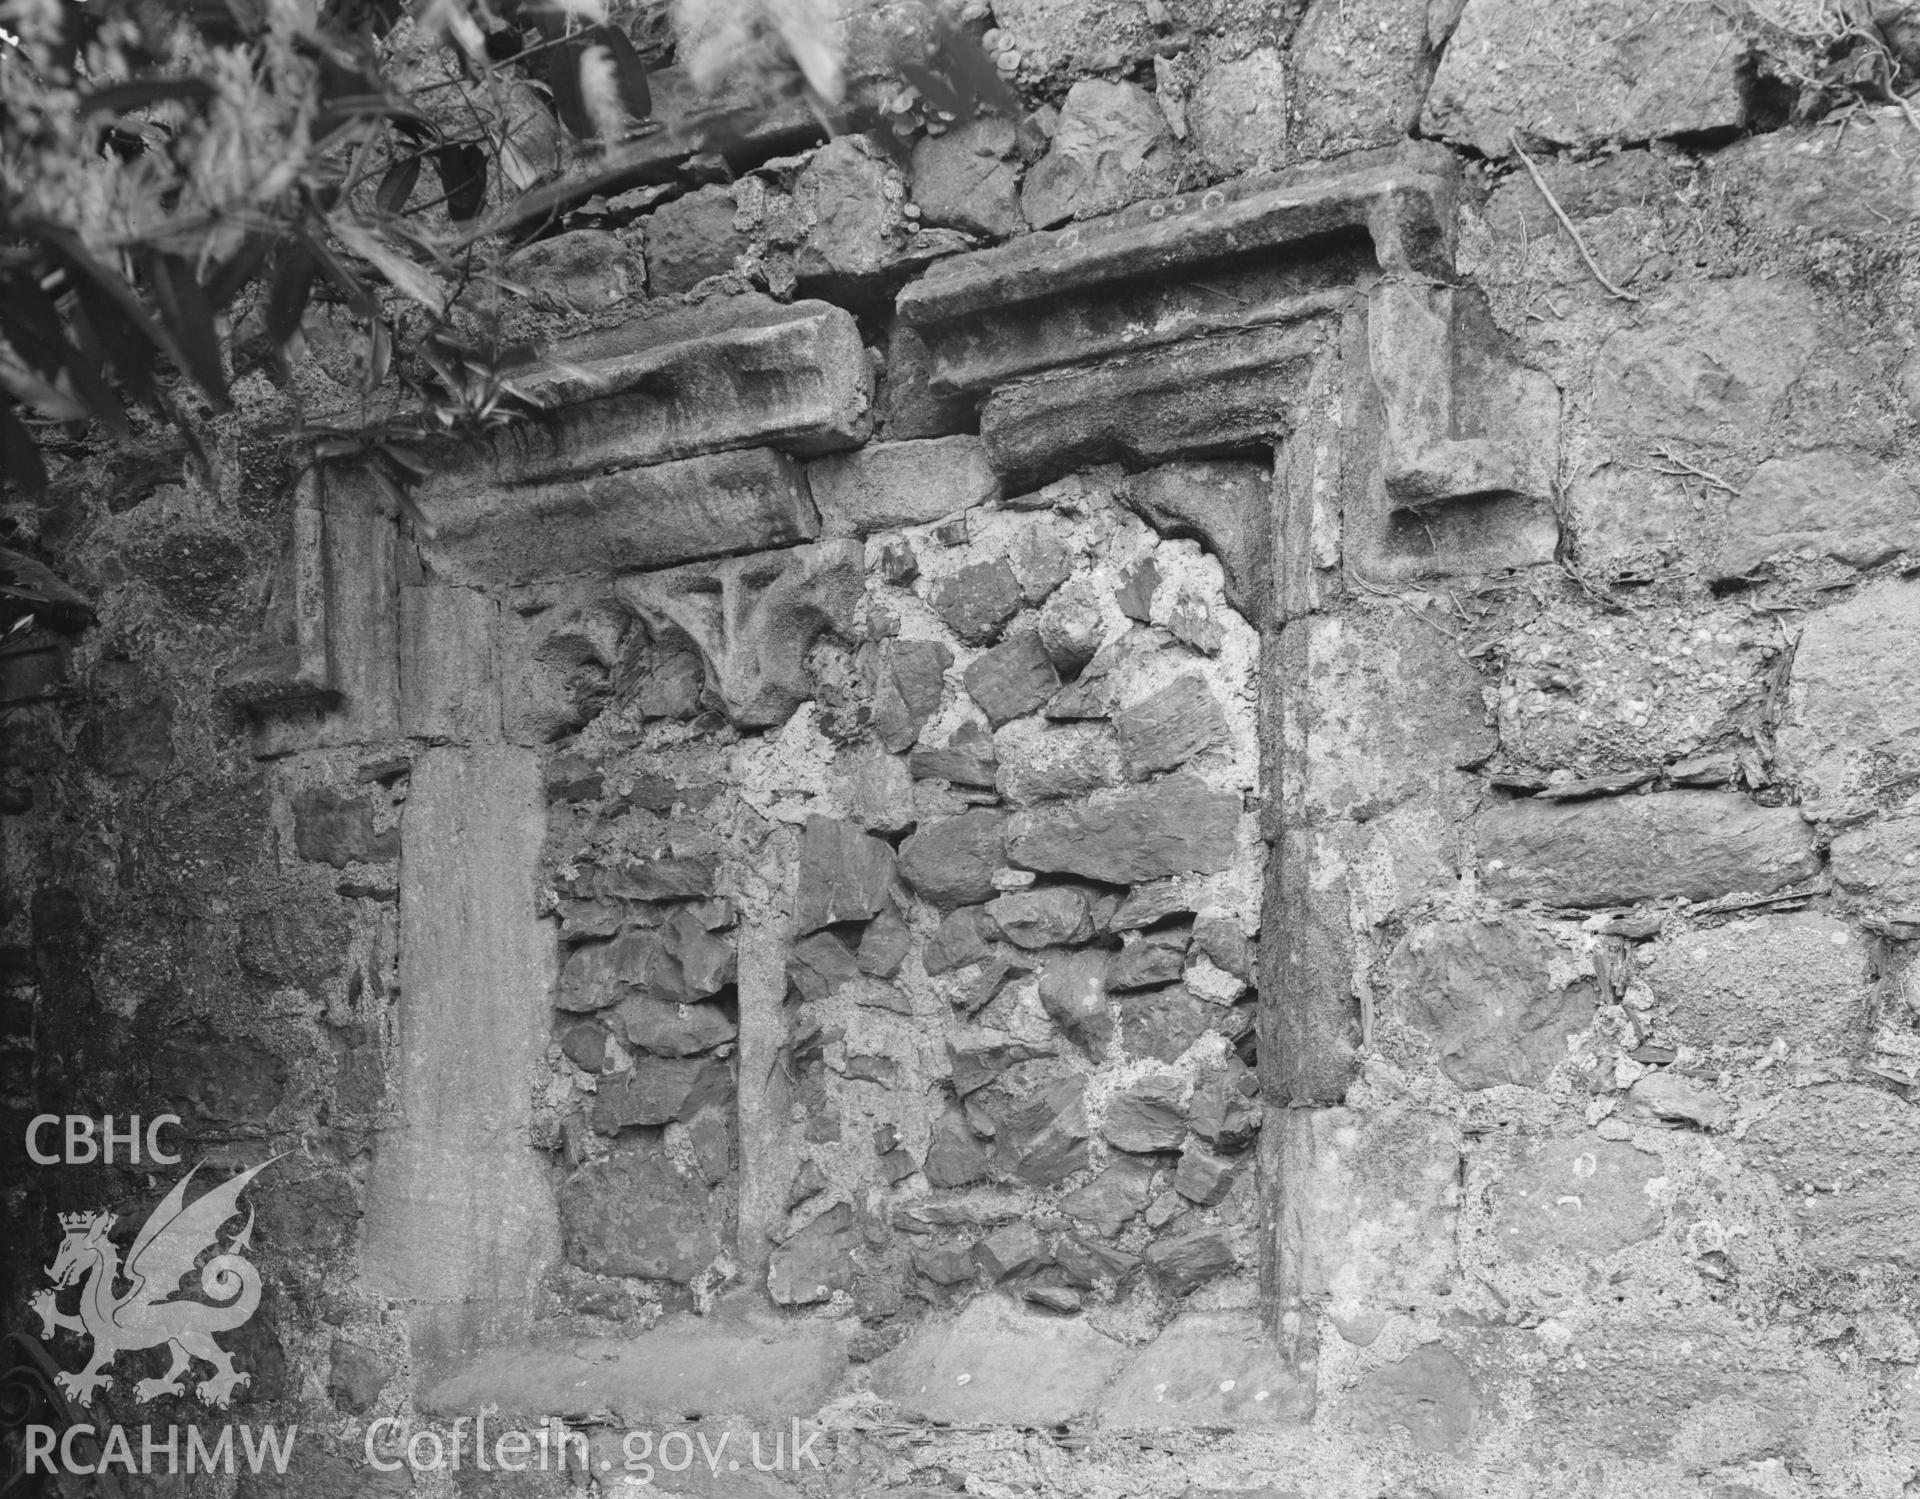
[1291,0,1433,157]
[911,116,1023,239]
[1833,809,1920,916]
[558,1143,720,1282]
[1475,793,1819,908]
[1100,1311,1313,1428]
[1714,120,1920,242]
[979,321,1324,488]
[1745,1084,1920,1270]
[793,815,894,934]
[870,1297,1129,1424]
[1020,80,1177,229]
[1777,578,1920,804]
[1293,609,1494,823]
[1187,49,1290,176]
[1591,276,1819,442]
[644,184,750,295]
[417,298,872,501]
[1276,1106,1460,1316]
[1481,1132,1662,1264]
[1341,1344,1477,1456]
[617,540,863,729]
[1386,919,1594,1089]
[420,447,820,587]
[806,436,999,537]
[399,584,501,741]
[419,1313,845,1423]
[1119,460,1271,622]
[1712,448,1920,582]
[1009,774,1242,884]
[1641,913,1867,1054]
[1421,0,1747,157]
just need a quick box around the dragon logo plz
[30,1157,278,1409]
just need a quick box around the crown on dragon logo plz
[58,1210,110,1233]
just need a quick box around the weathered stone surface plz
[1116,984,1243,1063]
[1114,675,1229,778]
[1744,1084,1920,1270]
[422,299,872,500]
[1592,277,1819,442]
[1055,1235,1141,1288]
[1037,948,1113,1054]
[787,930,860,1001]
[1102,1311,1313,1429]
[900,810,1008,907]
[1833,809,1920,915]
[1641,913,1866,1053]
[419,1313,845,1424]
[1484,1133,1662,1264]
[1107,925,1189,991]
[576,853,715,904]
[1778,579,1920,804]
[856,904,912,977]
[996,1077,1092,1185]
[769,1201,859,1305]
[1626,1071,1729,1131]
[644,185,749,295]
[592,1056,732,1132]
[422,447,820,587]
[620,539,862,729]
[1278,1106,1456,1318]
[1060,1157,1157,1236]
[965,631,1061,726]
[1421,0,1746,157]
[948,1030,1057,1095]
[557,1018,611,1072]
[1145,1228,1236,1293]
[1476,793,1820,908]
[560,1145,719,1281]
[808,436,1000,538]
[925,904,997,974]
[912,116,1024,239]
[1343,1344,1477,1456]
[1103,1075,1188,1153]
[1021,81,1176,229]
[1388,918,1595,1090]
[507,229,630,313]
[560,928,656,1013]
[929,558,1025,645]
[292,788,398,868]
[1110,879,1197,930]
[911,724,1000,786]
[1188,1062,1261,1151]
[794,815,895,934]
[874,638,952,752]
[975,1220,1048,1280]
[1187,49,1290,175]
[1120,461,1269,621]
[924,1104,992,1188]
[1296,608,1494,822]
[1173,1147,1236,1206]
[615,995,737,1057]
[1715,122,1920,242]
[916,1246,979,1286]
[997,723,1124,806]
[871,1297,1128,1424]
[1011,775,1241,883]
[648,907,736,1004]
[791,136,921,289]
[1713,448,1920,581]
[1291,0,1433,157]
[327,1340,389,1414]
[987,886,1093,948]
[980,321,1321,489]
[1494,602,1774,779]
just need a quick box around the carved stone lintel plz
[617,541,863,729]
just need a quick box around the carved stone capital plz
[617,540,863,729]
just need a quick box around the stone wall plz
[12,0,1920,1495]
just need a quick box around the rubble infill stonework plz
[17,0,1920,1494]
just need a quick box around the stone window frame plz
[226,141,1560,1369]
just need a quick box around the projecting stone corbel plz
[616,540,863,729]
